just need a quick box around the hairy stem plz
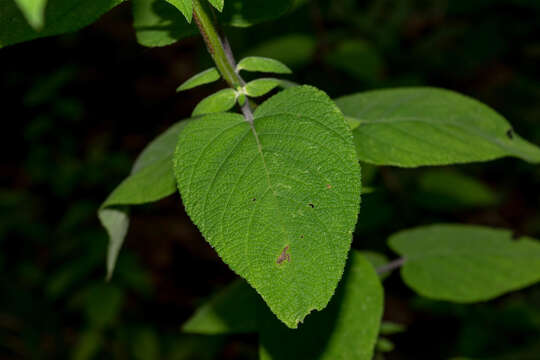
[192,0,254,122]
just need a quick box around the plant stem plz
[376,257,406,275]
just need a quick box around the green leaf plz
[14,0,47,30]
[100,120,189,280]
[242,34,316,68]
[177,68,221,92]
[361,250,391,280]
[182,280,263,334]
[174,86,361,328]
[73,331,103,360]
[415,169,499,211]
[336,88,540,167]
[259,252,383,360]
[244,78,282,97]
[220,0,304,27]
[132,0,197,47]
[237,57,292,74]
[379,322,406,335]
[166,0,193,23]
[389,224,540,302]
[325,39,384,83]
[192,89,237,116]
[0,0,125,48]
[207,0,223,12]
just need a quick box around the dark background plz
[1,0,540,359]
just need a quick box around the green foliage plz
[182,251,383,360]
[389,224,540,302]
[0,0,126,48]
[207,0,224,12]
[100,120,189,279]
[166,0,193,23]
[14,0,47,29]
[259,252,383,360]
[237,57,293,74]
[192,88,238,115]
[242,34,316,68]
[174,86,361,328]
[177,68,221,92]
[244,78,282,97]
[336,87,540,167]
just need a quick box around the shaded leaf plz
[259,252,383,360]
[237,56,292,74]
[325,39,384,83]
[100,120,189,280]
[220,0,304,27]
[361,250,391,280]
[389,224,540,302]
[174,86,361,328]
[207,0,223,12]
[0,0,125,48]
[242,34,316,68]
[177,68,221,92]
[192,89,237,116]
[166,0,192,23]
[336,88,540,167]
[132,0,197,47]
[182,280,263,334]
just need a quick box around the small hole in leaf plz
[300,235,304,238]
[507,129,514,139]
[308,203,314,208]
[252,198,256,202]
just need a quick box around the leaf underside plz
[0,0,126,48]
[100,120,189,280]
[389,224,540,302]
[336,87,540,167]
[174,86,361,328]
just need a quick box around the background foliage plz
[2,0,540,359]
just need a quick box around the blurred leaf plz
[167,335,225,360]
[166,0,192,23]
[389,224,540,302]
[132,0,197,47]
[379,322,406,335]
[183,280,262,334]
[325,39,384,83]
[376,337,395,353]
[0,0,126,48]
[100,120,190,280]
[14,0,47,30]
[177,68,221,92]
[244,78,282,97]
[243,34,316,68]
[174,86,361,328]
[83,283,124,328]
[415,169,499,211]
[361,250,391,280]
[220,0,303,27]
[237,56,292,74]
[72,331,103,360]
[259,251,383,360]
[336,88,540,167]
[132,328,160,360]
[192,89,237,115]
[207,0,223,12]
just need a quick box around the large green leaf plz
[14,0,47,30]
[100,120,189,280]
[259,251,383,360]
[336,87,540,167]
[0,0,125,48]
[132,0,197,47]
[182,251,384,360]
[174,86,361,328]
[389,224,540,302]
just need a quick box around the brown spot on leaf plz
[277,245,291,265]
[326,184,332,189]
